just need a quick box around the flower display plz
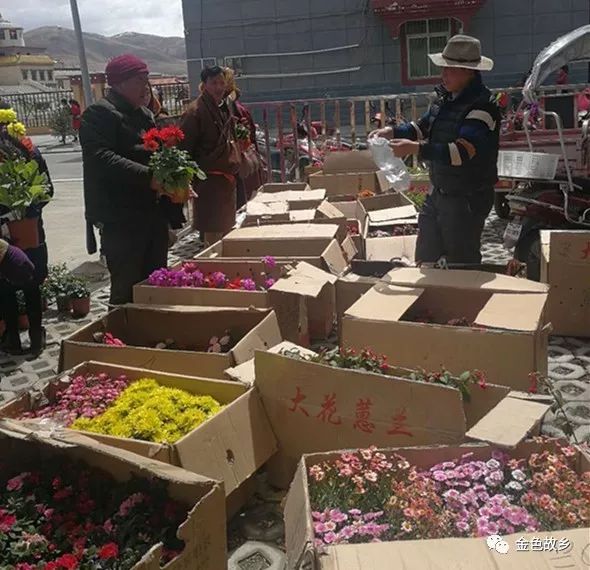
[142,126,206,204]
[0,456,188,568]
[147,257,278,291]
[71,379,222,444]
[281,347,487,401]
[308,443,589,547]
[93,332,127,346]
[7,121,27,139]
[19,373,132,426]
[368,224,418,238]
[0,108,18,124]
[150,331,235,353]
[347,222,360,236]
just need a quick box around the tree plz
[49,106,74,144]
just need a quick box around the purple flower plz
[323,531,338,544]
[211,272,227,288]
[489,470,503,483]
[349,509,362,516]
[432,470,447,482]
[261,256,277,268]
[329,509,348,523]
[455,520,469,532]
[263,278,276,289]
[240,278,257,291]
[486,459,500,470]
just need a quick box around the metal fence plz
[1,90,75,129]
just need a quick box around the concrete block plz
[228,542,286,570]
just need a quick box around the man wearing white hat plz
[371,35,500,265]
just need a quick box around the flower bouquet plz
[142,126,206,204]
[18,372,222,445]
[306,442,589,549]
[0,454,190,569]
[0,158,52,249]
[235,121,252,152]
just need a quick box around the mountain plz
[23,27,187,76]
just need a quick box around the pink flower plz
[323,531,338,544]
[7,473,27,491]
[432,471,447,482]
[0,509,16,532]
[240,278,257,291]
[261,256,276,268]
[118,492,144,517]
[455,520,470,532]
[364,471,378,482]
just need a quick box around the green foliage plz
[48,106,74,141]
[0,159,51,218]
[149,146,206,193]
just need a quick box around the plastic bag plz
[368,137,411,192]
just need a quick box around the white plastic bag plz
[369,137,411,192]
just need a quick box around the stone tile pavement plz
[1,216,589,446]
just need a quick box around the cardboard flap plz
[543,229,590,267]
[321,239,349,276]
[271,262,336,298]
[365,235,417,263]
[316,200,345,219]
[466,393,550,447]
[322,150,376,173]
[224,342,317,385]
[385,268,550,293]
[231,311,283,365]
[368,205,418,224]
[245,201,289,216]
[475,293,546,331]
[224,223,340,240]
[341,235,358,262]
[288,209,316,222]
[345,284,424,321]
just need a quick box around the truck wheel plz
[515,230,541,281]
[494,192,511,219]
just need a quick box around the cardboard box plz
[308,151,392,196]
[329,199,368,257]
[342,268,551,391]
[2,361,277,517]
[540,230,590,337]
[335,273,379,341]
[285,440,589,570]
[59,305,282,378]
[254,350,549,489]
[250,182,326,210]
[0,419,227,570]
[133,261,337,345]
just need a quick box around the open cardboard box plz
[254,350,550,489]
[2,361,277,518]
[540,230,590,337]
[308,151,392,196]
[285,440,589,570]
[250,182,326,210]
[0,419,227,570]
[342,268,551,391]
[59,305,282,379]
[134,261,338,345]
[242,200,344,227]
[328,199,368,257]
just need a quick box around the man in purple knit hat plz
[80,54,184,305]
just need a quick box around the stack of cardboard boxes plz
[2,153,588,569]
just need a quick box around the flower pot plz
[71,296,91,318]
[18,314,29,331]
[56,295,72,313]
[7,217,40,250]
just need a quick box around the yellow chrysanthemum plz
[7,121,26,139]
[0,109,18,124]
[70,378,223,444]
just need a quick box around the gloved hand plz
[0,240,35,285]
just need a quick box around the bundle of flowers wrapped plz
[308,442,589,547]
[72,379,222,444]
[147,256,277,291]
[281,346,487,402]
[17,374,222,445]
[0,455,188,568]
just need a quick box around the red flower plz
[99,543,119,560]
[0,509,16,532]
[56,554,78,569]
[142,128,162,151]
[159,126,185,147]
[144,139,159,152]
[20,136,35,155]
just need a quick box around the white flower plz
[511,469,526,482]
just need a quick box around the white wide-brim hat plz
[429,34,494,71]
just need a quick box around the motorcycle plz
[502,25,590,280]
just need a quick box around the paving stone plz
[0,391,16,405]
[0,373,39,392]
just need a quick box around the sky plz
[2,0,184,37]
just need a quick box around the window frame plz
[401,18,458,86]
[9,28,18,40]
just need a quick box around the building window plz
[405,18,451,80]
[47,70,53,80]
[39,70,46,81]
[9,29,18,40]
[31,69,38,81]
[57,79,64,89]
[21,69,28,80]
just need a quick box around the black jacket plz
[80,91,184,228]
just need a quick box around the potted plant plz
[69,277,91,318]
[16,290,29,331]
[40,281,51,312]
[0,158,52,250]
[45,264,72,313]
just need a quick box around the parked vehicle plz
[502,25,590,280]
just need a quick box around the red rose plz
[45,563,58,570]
[144,139,159,152]
[0,510,16,532]
[99,543,119,560]
[56,554,78,569]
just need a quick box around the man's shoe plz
[29,326,47,357]
[1,330,23,355]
